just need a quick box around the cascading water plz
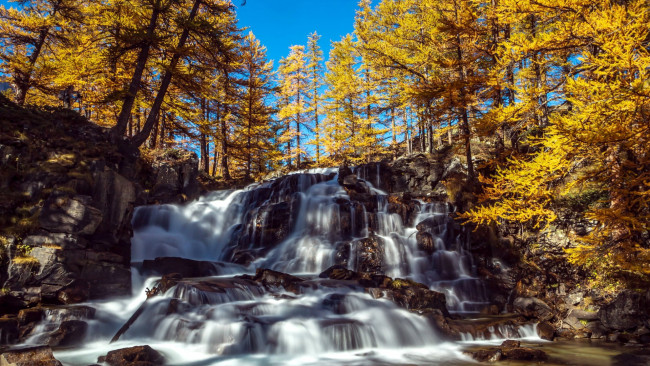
[22,166,539,365]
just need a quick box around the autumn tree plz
[277,45,308,169]
[305,31,324,165]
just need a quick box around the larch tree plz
[305,31,324,166]
[237,31,276,180]
[277,45,308,169]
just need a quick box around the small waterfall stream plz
[22,167,539,365]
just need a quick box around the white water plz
[20,166,540,365]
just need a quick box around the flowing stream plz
[24,167,542,365]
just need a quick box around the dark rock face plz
[353,235,385,274]
[45,320,88,347]
[513,297,553,321]
[141,257,225,278]
[98,345,165,366]
[318,265,449,316]
[0,317,19,345]
[598,290,650,331]
[0,345,63,366]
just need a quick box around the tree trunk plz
[453,0,475,182]
[131,0,202,148]
[112,0,162,137]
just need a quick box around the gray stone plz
[39,195,103,235]
[599,290,650,331]
[513,297,553,321]
[92,168,136,236]
[23,233,86,250]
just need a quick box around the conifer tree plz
[277,45,308,169]
[306,31,324,165]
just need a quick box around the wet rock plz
[353,235,384,274]
[502,347,548,361]
[98,345,165,366]
[513,297,553,321]
[537,321,555,340]
[598,290,650,331]
[0,345,62,366]
[17,307,44,325]
[0,317,19,345]
[319,265,361,281]
[45,305,96,322]
[334,242,351,267]
[57,279,90,304]
[464,341,548,363]
[250,268,305,294]
[141,257,224,278]
[322,293,349,315]
[500,339,521,348]
[416,231,436,254]
[46,320,88,347]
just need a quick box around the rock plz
[465,348,503,362]
[500,339,520,348]
[599,290,650,331]
[250,268,305,294]
[353,235,384,274]
[57,279,90,304]
[319,265,361,281]
[17,307,44,325]
[141,257,224,278]
[39,195,103,235]
[45,305,96,322]
[0,294,26,315]
[416,232,436,254]
[0,318,19,345]
[513,297,553,321]
[567,291,584,306]
[537,321,555,340]
[46,320,88,347]
[98,345,165,366]
[22,233,86,250]
[502,347,549,361]
[0,345,62,366]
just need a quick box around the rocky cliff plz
[0,95,200,314]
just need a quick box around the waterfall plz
[20,166,539,365]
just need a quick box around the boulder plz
[513,297,553,321]
[598,290,650,331]
[98,345,165,366]
[39,195,103,235]
[353,235,384,274]
[0,346,62,366]
[537,321,555,340]
[46,320,88,347]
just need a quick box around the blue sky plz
[236,1,363,67]
[0,0,365,67]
